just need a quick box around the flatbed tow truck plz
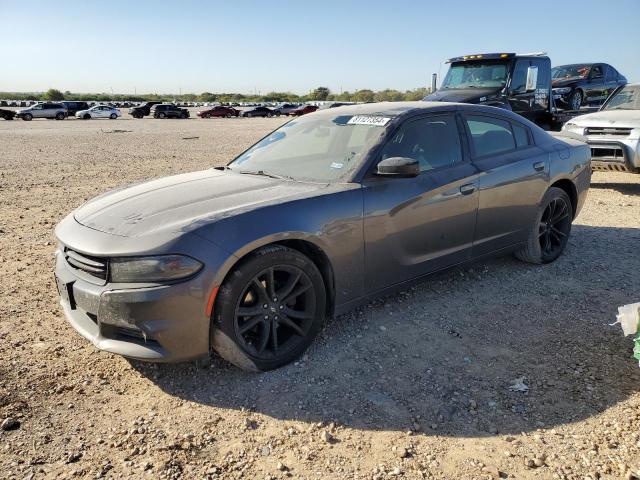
[425,52,596,130]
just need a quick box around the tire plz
[568,90,582,111]
[133,114,143,119]
[157,112,166,119]
[225,114,232,118]
[202,113,210,119]
[83,114,91,120]
[180,112,187,119]
[55,112,65,120]
[22,113,32,121]
[514,187,573,264]
[211,245,326,371]
[110,113,117,119]
[267,113,273,118]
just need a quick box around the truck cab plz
[425,53,554,128]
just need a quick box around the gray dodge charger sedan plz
[54,102,591,371]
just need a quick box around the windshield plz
[604,85,640,111]
[552,65,591,80]
[228,114,389,182]
[441,61,509,89]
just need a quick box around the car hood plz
[423,87,500,103]
[73,169,326,238]
[570,110,640,129]
[552,78,580,88]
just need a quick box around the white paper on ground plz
[611,302,640,336]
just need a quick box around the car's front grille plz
[64,248,108,281]
[585,127,632,136]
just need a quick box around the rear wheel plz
[225,114,232,118]
[211,245,326,371]
[180,111,188,119]
[515,187,573,264]
[110,113,117,119]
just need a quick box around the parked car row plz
[2,101,323,121]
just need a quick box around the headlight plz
[562,123,585,135]
[110,255,203,283]
[553,87,572,94]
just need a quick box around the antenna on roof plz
[518,51,547,56]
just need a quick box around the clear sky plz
[1,0,638,95]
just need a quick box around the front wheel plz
[83,114,91,120]
[568,90,583,110]
[110,113,117,119]
[157,112,166,119]
[180,112,188,119]
[55,112,65,120]
[515,187,573,264]
[22,113,33,121]
[211,245,326,371]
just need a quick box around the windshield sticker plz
[347,115,391,126]
[330,162,344,169]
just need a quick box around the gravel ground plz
[0,114,639,480]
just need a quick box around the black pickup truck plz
[424,52,592,130]
[128,101,162,118]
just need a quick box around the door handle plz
[459,184,476,195]
[533,162,545,172]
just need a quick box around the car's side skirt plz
[333,242,525,317]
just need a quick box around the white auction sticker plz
[347,115,391,126]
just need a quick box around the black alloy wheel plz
[212,246,326,371]
[234,265,316,358]
[538,197,571,261]
[515,187,573,264]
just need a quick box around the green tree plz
[403,87,429,101]
[44,88,65,101]
[353,89,375,103]
[374,89,404,102]
[309,86,331,101]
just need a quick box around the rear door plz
[461,114,549,256]
[362,113,480,292]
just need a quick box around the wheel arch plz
[212,236,336,319]
[549,178,578,219]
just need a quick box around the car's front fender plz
[192,185,365,309]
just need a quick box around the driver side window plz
[379,115,462,172]
[591,65,604,79]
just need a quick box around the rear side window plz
[465,115,515,157]
[380,114,462,172]
[512,123,530,148]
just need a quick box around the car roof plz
[311,101,468,118]
[553,63,599,68]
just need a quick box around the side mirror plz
[525,66,538,92]
[376,157,420,178]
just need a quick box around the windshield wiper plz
[238,170,293,180]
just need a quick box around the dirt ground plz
[0,114,639,480]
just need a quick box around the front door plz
[362,113,479,292]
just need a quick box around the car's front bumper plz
[54,250,212,362]
[586,137,640,173]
